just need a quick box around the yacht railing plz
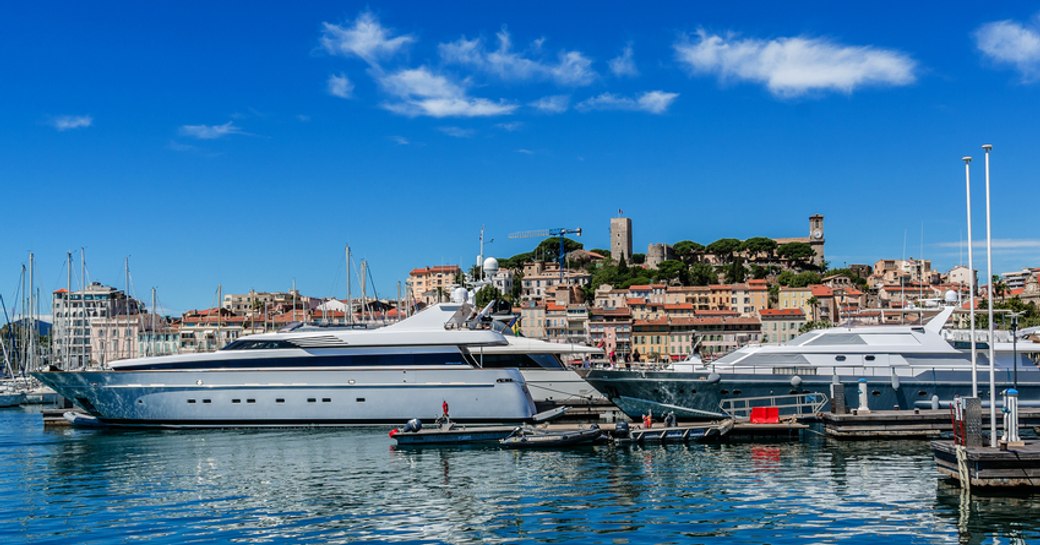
[719,392,829,419]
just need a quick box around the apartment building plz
[51,282,142,368]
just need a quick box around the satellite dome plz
[451,287,469,304]
[944,290,958,304]
[482,257,500,276]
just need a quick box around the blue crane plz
[508,227,583,282]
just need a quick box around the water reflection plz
[0,410,1038,544]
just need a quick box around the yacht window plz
[232,399,241,403]
[322,398,331,403]
[477,353,566,369]
[222,339,297,350]
[246,399,255,403]
[865,355,876,361]
[835,355,846,362]
[356,398,366,402]
[275,398,285,403]
[202,399,211,404]
[187,399,196,404]
[307,398,316,403]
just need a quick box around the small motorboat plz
[0,391,25,408]
[499,425,603,449]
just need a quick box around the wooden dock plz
[932,440,1040,489]
[822,408,1040,440]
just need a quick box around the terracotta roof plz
[760,308,805,318]
[669,317,761,326]
[546,303,566,312]
[628,284,651,291]
[626,298,647,306]
[694,310,740,316]
[809,285,834,297]
[664,303,694,310]
[53,288,68,294]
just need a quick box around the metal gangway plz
[719,392,829,421]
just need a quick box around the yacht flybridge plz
[34,303,539,427]
[586,306,1040,420]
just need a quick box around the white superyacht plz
[34,303,538,427]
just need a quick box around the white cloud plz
[438,126,476,138]
[576,90,679,114]
[674,30,916,97]
[327,73,354,98]
[389,135,409,145]
[975,17,1040,81]
[50,115,92,131]
[609,44,638,77]
[376,66,517,118]
[515,148,534,155]
[439,30,596,86]
[320,10,414,66]
[495,121,523,132]
[530,95,569,113]
[178,121,245,139]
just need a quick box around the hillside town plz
[23,214,1040,369]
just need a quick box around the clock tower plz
[809,214,825,268]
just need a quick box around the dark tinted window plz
[116,351,470,370]
[222,340,297,351]
[478,353,565,369]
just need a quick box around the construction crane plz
[508,227,583,282]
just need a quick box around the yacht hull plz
[585,368,1040,421]
[519,369,607,406]
[34,368,536,427]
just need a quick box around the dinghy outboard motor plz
[614,420,630,439]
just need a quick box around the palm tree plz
[807,296,819,322]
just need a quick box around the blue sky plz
[3,1,1040,314]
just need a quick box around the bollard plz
[931,395,940,411]
[857,379,870,413]
[1001,388,1022,446]
[963,397,983,448]
[830,382,846,414]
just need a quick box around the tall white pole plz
[65,251,72,370]
[963,156,978,398]
[346,244,352,325]
[983,143,997,448]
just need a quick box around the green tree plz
[533,237,583,262]
[672,240,704,264]
[777,242,817,267]
[806,296,819,321]
[824,267,869,290]
[689,263,716,286]
[740,237,778,259]
[799,320,832,333]
[707,238,742,258]
[589,248,611,259]
[725,257,747,283]
[630,253,646,265]
[655,260,688,284]
[475,285,501,308]
[510,270,524,302]
[617,255,629,276]
[777,270,822,288]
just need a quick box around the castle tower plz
[809,214,825,268]
[610,216,632,263]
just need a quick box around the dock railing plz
[719,392,829,421]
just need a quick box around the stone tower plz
[809,214,825,268]
[610,216,632,263]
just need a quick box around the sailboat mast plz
[360,259,367,323]
[28,252,35,373]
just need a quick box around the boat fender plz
[388,428,398,438]
[790,376,802,389]
[930,395,940,410]
[707,373,721,384]
[403,418,423,433]
[890,375,901,390]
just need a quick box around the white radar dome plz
[944,290,958,304]
[451,287,469,304]
[482,257,500,276]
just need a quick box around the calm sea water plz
[1,408,1038,545]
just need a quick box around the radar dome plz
[944,290,958,304]
[451,287,469,304]
[482,257,500,276]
